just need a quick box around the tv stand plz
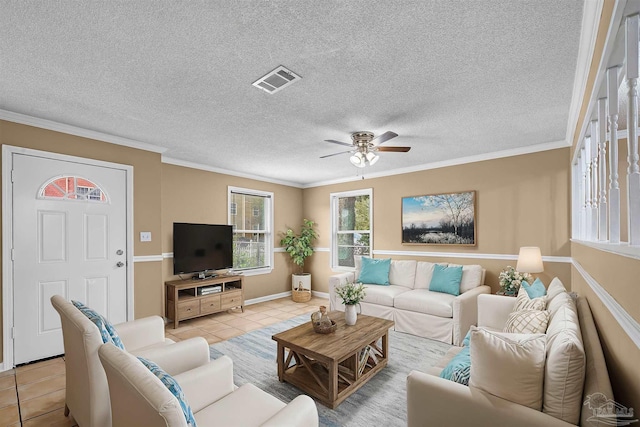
[165,274,244,329]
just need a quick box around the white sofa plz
[407,287,614,427]
[329,259,489,346]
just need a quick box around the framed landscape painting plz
[401,191,476,245]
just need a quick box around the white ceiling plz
[1,1,588,187]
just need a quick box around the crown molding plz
[0,109,167,154]
[303,139,569,188]
[161,156,303,188]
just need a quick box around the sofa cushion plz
[522,278,547,299]
[362,285,410,307]
[504,309,549,334]
[389,260,417,288]
[547,291,574,318]
[469,327,546,411]
[414,261,446,289]
[449,264,484,293]
[513,286,546,311]
[429,264,463,296]
[393,289,455,318]
[358,257,391,285]
[543,298,585,424]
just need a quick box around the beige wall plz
[571,244,640,412]
[160,163,303,301]
[303,148,572,294]
[567,0,639,410]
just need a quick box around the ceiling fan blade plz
[371,131,399,145]
[324,139,353,147]
[320,150,353,159]
[376,146,411,152]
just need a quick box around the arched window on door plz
[38,176,108,202]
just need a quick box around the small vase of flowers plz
[334,281,366,325]
[498,266,533,296]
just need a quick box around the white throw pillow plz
[547,291,573,318]
[448,264,484,293]
[469,326,546,411]
[514,286,546,311]
[546,277,567,304]
[504,309,550,334]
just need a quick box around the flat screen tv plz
[173,223,233,277]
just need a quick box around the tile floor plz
[0,296,328,426]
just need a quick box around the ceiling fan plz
[320,131,411,167]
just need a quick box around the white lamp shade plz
[516,246,544,273]
[350,152,364,167]
[365,151,379,165]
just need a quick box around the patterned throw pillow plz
[439,346,471,386]
[504,309,550,334]
[137,357,198,427]
[72,301,125,349]
[513,286,546,311]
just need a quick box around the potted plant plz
[334,281,366,325]
[280,219,318,302]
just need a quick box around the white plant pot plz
[292,273,311,292]
[345,304,358,326]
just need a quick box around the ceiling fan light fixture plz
[366,151,379,165]
[350,152,364,167]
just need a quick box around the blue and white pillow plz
[439,346,471,385]
[72,300,125,349]
[138,357,198,427]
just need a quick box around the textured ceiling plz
[1,1,585,186]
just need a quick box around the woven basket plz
[292,288,311,303]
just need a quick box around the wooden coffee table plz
[272,311,394,409]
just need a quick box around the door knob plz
[116,261,125,268]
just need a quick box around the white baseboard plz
[0,362,7,373]
[312,291,329,299]
[244,291,292,306]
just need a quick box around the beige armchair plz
[98,342,320,427]
[51,295,211,427]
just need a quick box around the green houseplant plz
[280,219,318,302]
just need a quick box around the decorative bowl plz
[312,319,337,334]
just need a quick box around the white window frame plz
[227,186,274,276]
[330,188,373,271]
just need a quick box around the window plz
[228,186,274,274]
[39,176,107,202]
[331,189,372,269]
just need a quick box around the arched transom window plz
[39,176,108,202]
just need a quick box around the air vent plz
[252,66,301,94]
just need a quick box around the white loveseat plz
[407,284,614,427]
[329,259,489,346]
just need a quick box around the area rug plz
[209,314,451,427]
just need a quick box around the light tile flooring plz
[0,296,328,426]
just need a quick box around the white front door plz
[12,153,128,364]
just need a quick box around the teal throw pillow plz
[72,300,125,350]
[357,257,391,286]
[462,330,471,347]
[429,264,463,296]
[439,346,471,385]
[522,278,546,299]
[138,357,197,427]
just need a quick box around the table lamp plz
[516,246,544,274]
